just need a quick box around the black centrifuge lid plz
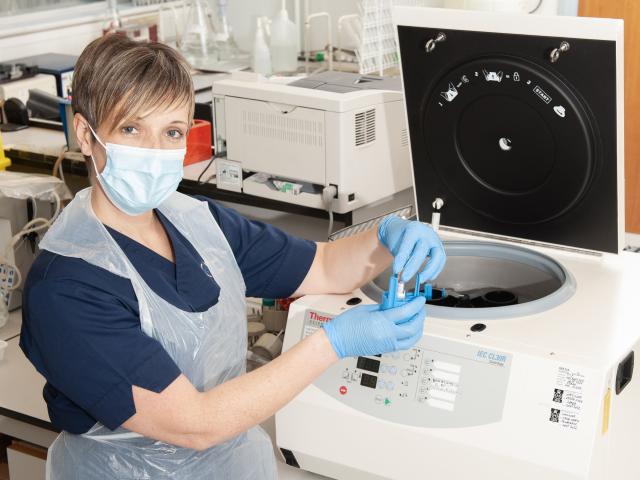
[396,12,622,253]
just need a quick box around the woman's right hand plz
[322,297,426,359]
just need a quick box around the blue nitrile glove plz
[378,216,446,283]
[323,296,426,359]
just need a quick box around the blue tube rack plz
[381,274,446,310]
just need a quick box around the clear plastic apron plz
[39,188,277,479]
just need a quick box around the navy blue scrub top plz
[19,195,316,434]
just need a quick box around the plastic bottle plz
[270,1,298,73]
[102,0,122,34]
[252,17,272,75]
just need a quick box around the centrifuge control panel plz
[303,309,512,428]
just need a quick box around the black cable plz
[196,153,224,185]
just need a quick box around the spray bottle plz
[271,0,299,73]
[252,17,272,75]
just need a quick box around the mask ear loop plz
[84,124,123,213]
[85,123,107,177]
[86,123,107,150]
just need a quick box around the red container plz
[184,119,212,166]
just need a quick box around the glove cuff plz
[378,215,403,247]
[322,321,345,359]
[377,215,392,245]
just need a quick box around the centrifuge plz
[276,7,640,480]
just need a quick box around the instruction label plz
[547,366,585,431]
[533,85,552,104]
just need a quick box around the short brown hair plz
[72,34,194,132]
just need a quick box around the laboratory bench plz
[0,309,328,479]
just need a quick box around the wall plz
[578,0,640,233]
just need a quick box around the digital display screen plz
[357,357,381,373]
[360,373,378,389]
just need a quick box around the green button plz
[384,398,391,406]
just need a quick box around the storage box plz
[184,119,212,166]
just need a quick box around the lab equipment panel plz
[302,309,511,428]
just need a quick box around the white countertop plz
[3,127,73,160]
[1,308,22,341]
[0,336,49,422]
[0,309,49,422]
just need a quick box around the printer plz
[211,72,412,214]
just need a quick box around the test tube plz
[397,280,406,300]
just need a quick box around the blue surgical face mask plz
[87,124,186,216]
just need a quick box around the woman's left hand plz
[378,216,446,283]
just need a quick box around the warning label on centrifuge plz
[547,366,585,431]
[556,367,586,391]
[548,406,580,430]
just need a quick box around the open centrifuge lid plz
[393,7,624,254]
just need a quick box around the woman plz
[20,35,445,479]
